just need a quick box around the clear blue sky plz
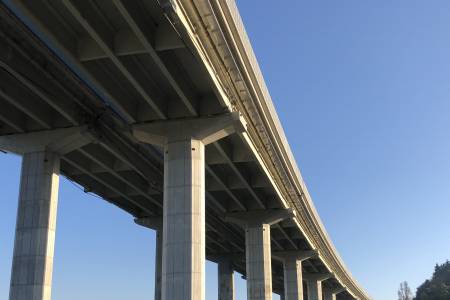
[1,1,450,299]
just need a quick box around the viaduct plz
[0,1,371,300]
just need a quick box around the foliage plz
[399,281,413,300]
[415,261,450,300]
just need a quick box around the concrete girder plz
[154,21,186,51]
[77,147,161,207]
[8,0,139,123]
[0,72,53,129]
[331,287,346,295]
[206,191,228,213]
[98,128,163,185]
[132,112,246,146]
[304,273,334,282]
[224,208,295,228]
[0,41,80,126]
[273,250,317,262]
[78,30,145,62]
[212,141,265,209]
[273,224,299,250]
[206,216,245,252]
[205,164,247,211]
[62,154,158,214]
[0,126,93,155]
[134,216,163,230]
[78,24,184,62]
[0,100,27,133]
[110,0,198,116]
[61,0,167,120]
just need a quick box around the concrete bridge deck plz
[0,1,370,299]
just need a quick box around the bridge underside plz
[0,1,365,300]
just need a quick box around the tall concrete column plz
[135,217,163,300]
[283,257,302,300]
[323,290,336,300]
[132,112,246,300]
[225,209,294,300]
[162,138,205,300]
[0,127,99,300]
[305,274,332,300]
[306,279,322,300]
[218,258,234,300]
[273,251,315,300]
[9,151,60,300]
[246,223,272,300]
[154,228,162,300]
[323,287,345,300]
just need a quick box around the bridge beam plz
[132,112,245,300]
[225,209,294,300]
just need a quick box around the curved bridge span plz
[0,1,370,299]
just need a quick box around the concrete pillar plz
[154,228,162,300]
[218,259,234,300]
[135,217,163,300]
[306,279,323,300]
[304,274,332,300]
[283,257,303,300]
[162,138,205,300]
[323,290,336,300]
[9,151,60,300]
[131,112,246,300]
[225,209,294,300]
[324,287,345,300]
[273,250,316,300]
[246,223,272,300]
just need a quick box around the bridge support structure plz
[9,151,59,300]
[1,127,93,300]
[218,257,235,300]
[323,287,346,300]
[135,217,163,300]
[273,250,317,300]
[225,209,294,300]
[132,112,245,300]
[304,273,333,300]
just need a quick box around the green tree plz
[415,261,450,300]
